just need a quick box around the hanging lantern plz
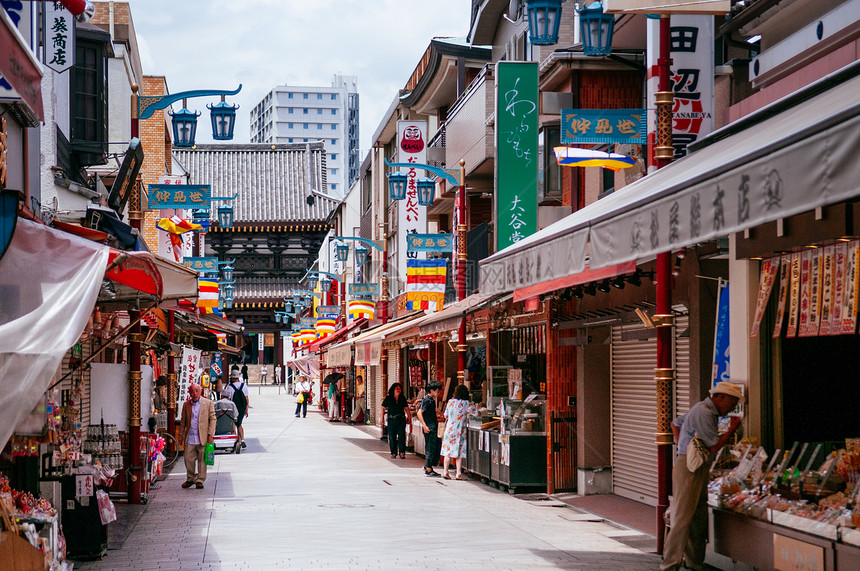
[354,244,369,266]
[217,205,234,229]
[578,1,615,57]
[274,313,282,324]
[525,0,565,46]
[387,171,407,201]
[224,283,235,300]
[221,264,234,282]
[335,241,350,262]
[224,297,233,309]
[208,98,239,140]
[319,275,332,292]
[284,302,293,313]
[169,100,201,147]
[416,177,436,206]
[306,274,319,289]
[192,209,210,224]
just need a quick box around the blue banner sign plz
[317,305,339,315]
[149,184,211,209]
[711,281,730,387]
[182,257,219,273]
[407,233,454,252]
[561,109,646,145]
[291,324,301,331]
[348,283,379,297]
[300,318,315,328]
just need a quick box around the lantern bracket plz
[137,86,242,120]
[383,159,462,186]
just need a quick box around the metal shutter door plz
[611,323,659,506]
[369,365,382,426]
[674,314,691,418]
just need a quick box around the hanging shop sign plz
[711,280,730,386]
[182,256,218,273]
[177,346,202,408]
[43,2,74,74]
[396,120,428,285]
[316,305,339,316]
[148,184,211,209]
[646,15,714,162]
[407,233,454,252]
[603,1,730,14]
[0,6,42,123]
[107,139,144,215]
[327,344,352,368]
[561,109,646,145]
[496,61,538,250]
[348,282,379,297]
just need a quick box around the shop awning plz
[355,312,429,345]
[105,250,199,302]
[1,219,109,451]
[481,63,860,295]
[287,353,320,379]
[418,292,505,336]
[299,317,367,355]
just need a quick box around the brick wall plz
[140,76,171,251]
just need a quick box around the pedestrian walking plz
[223,369,249,448]
[178,383,216,489]
[417,380,442,476]
[241,363,249,383]
[275,364,282,385]
[661,381,744,571]
[380,383,411,458]
[260,364,268,384]
[327,377,341,422]
[295,376,312,418]
[441,384,477,480]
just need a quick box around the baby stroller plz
[213,400,241,454]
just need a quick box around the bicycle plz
[154,428,180,468]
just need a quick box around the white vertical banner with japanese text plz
[646,15,714,167]
[396,121,428,287]
[177,346,202,409]
[44,1,74,74]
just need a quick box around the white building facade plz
[251,74,359,198]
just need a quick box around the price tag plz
[75,474,94,497]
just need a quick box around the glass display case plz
[500,394,546,435]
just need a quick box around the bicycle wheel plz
[158,431,180,468]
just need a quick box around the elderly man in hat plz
[179,383,216,489]
[661,381,744,571]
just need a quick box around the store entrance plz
[781,335,860,445]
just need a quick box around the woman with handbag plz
[380,383,411,458]
[295,376,312,418]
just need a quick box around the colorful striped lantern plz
[405,259,447,311]
[197,277,220,313]
[316,316,336,339]
[299,327,316,343]
[348,299,376,321]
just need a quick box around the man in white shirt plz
[260,364,268,385]
[179,383,215,489]
[274,364,282,385]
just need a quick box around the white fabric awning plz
[418,292,503,336]
[1,220,109,451]
[480,64,860,294]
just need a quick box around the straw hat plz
[709,381,743,400]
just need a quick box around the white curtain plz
[0,219,109,450]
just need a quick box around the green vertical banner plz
[496,61,539,251]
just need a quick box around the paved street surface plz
[82,386,660,570]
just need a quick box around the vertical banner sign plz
[818,245,836,335]
[210,352,223,382]
[772,256,791,338]
[750,258,778,337]
[646,15,714,167]
[711,280,730,386]
[0,2,33,100]
[841,240,860,334]
[786,253,801,337]
[177,347,202,409]
[396,121,428,287]
[798,250,814,337]
[44,2,74,74]
[830,242,847,335]
[496,61,538,250]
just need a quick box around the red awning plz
[299,318,367,354]
[105,249,199,301]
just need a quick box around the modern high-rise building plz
[251,74,359,197]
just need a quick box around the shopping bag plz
[96,490,117,524]
[204,442,215,466]
[297,393,305,404]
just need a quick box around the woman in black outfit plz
[380,383,411,459]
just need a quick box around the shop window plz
[539,126,562,205]
[71,34,109,167]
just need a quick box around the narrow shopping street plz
[82,386,659,570]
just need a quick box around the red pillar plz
[167,311,177,451]
[456,161,467,386]
[127,310,143,504]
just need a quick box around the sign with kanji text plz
[300,318,315,328]
[44,2,74,74]
[75,474,94,497]
[396,120,428,285]
[496,62,538,250]
[407,233,454,252]
[348,283,379,297]
[177,347,202,409]
[182,257,218,273]
[561,109,646,145]
[316,305,339,315]
[149,184,211,209]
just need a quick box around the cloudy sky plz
[129,0,472,153]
